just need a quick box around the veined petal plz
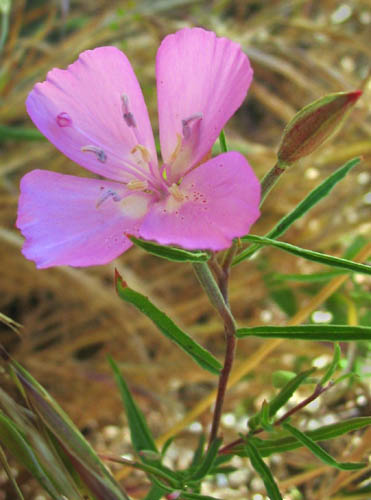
[139,152,260,250]
[26,47,157,184]
[16,170,152,268]
[156,28,253,181]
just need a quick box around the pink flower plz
[17,28,260,268]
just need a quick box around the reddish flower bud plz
[277,90,362,166]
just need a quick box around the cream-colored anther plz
[169,183,184,202]
[127,180,148,191]
[131,144,151,163]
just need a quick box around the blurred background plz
[0,0,370,498]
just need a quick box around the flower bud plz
[277,90,362,166]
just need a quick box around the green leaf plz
[320,343,341,385]
[191,437,222,481]
[238,417,371,457]
[244,439,283,500]
[181,492,223,500]
[108,357,158,455]
[249,369,315,431]
[0,125,46,142]
[237,324,371,342]
[219,129,228,153]
[240,234,371,275]
[282,422,366,470]
[268,270,346,283]
[115,271,221,375]
[269,287,297,316]
[161,437,174,457]
[190,434,206,468]
[233,157,361,265]
[144,484,168,500]
[129,236,210,262]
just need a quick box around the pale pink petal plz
[26,47,157,184]
[139,152,260,250]
[156,28,253,181]
[16,170,152,268]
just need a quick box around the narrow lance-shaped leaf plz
[321,343,341,385]
[115,271,222,375]
[191,437,222,481]
[190,434,206,469]
[233,417,371,457]
[129,236,210,263]
[282,422,366,470]
[108,357,157,455]
[244,439,283,500]
[240,234,371,275]
[237,324,371,342]
[233,157,361,265]
[249,369,315,431]
[144,484,168,500]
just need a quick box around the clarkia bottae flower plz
[17,28,261,268]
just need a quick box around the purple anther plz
[182,113,203,139]
[56,112,72,127]
[121,93,137,128]
[96,189,121,208]
[81,145,107,163]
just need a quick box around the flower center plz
[168,183,184,202]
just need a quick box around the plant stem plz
[219,382,333,454]
[260,161,287,205]
[192,262,237,446]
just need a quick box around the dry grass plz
[0,1,370,498]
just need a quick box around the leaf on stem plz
[108,357,158,455]
[233,157,361,265]
[129,236,210,262]
[240,235,371,274]
[320,343,342,385]
[247,417,371,457]
[282,422,366,470]
[115,270,222,375]
[237,324,371,342]
[248,369,315,431]
[244,439,283,500]
[190,437,222,481]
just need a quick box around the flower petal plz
[26,47,157,184]
[16,170,152,268]
[156,28,253,181]
[139,152,260,250]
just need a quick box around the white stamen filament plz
[127,180,148,191]
[121,93,137,128]
[81,145,107,163]
[169,183,184,202]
